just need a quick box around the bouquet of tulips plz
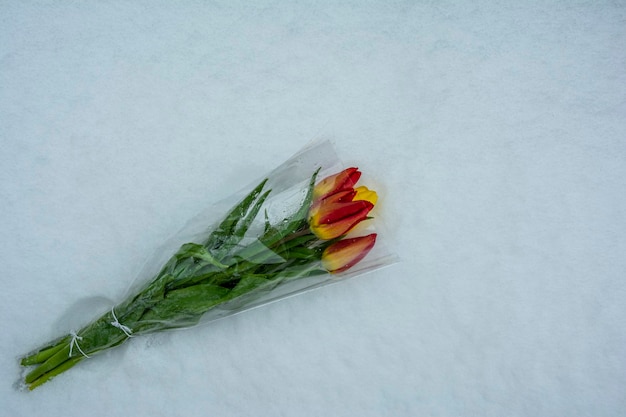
[19,141,391,390]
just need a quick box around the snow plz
[1,1,625,416]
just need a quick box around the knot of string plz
[110,307,133,337]
[69,331,90,358]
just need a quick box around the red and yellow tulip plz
[312,167,361,199]
[321,233,377,273]
[308,168,378,240]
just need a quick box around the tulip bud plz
[313,167,361,199]
[322,234,377,273]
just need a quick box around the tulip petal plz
[353,186,378,206]
[318,200,373,225]
[322,234,377,273]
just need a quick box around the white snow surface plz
[2,1,625,416]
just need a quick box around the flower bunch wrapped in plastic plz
[19,141,391,390]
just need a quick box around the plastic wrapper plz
[19,140,397,390]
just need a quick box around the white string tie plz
[110,307,133,337]
[69,331,90,358]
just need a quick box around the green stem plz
[24,344,72,384]
[27,356,84,390]
[21,337,70,366]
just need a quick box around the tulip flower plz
[313,167,361,199]
[322,233,377,273]
[309,170,378,240]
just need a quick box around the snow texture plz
[1,1,625,416]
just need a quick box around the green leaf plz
[260,168,320,247]
[204,179,268,252]
[228,274,270,298]
[176,242,229,269]
[264,209,271,233]
[234,189,271,238]
[210,189,272,261]
[291,167,321,226]
[281,247,316,260]
[219,273,283,310]
[141,283,230,325]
